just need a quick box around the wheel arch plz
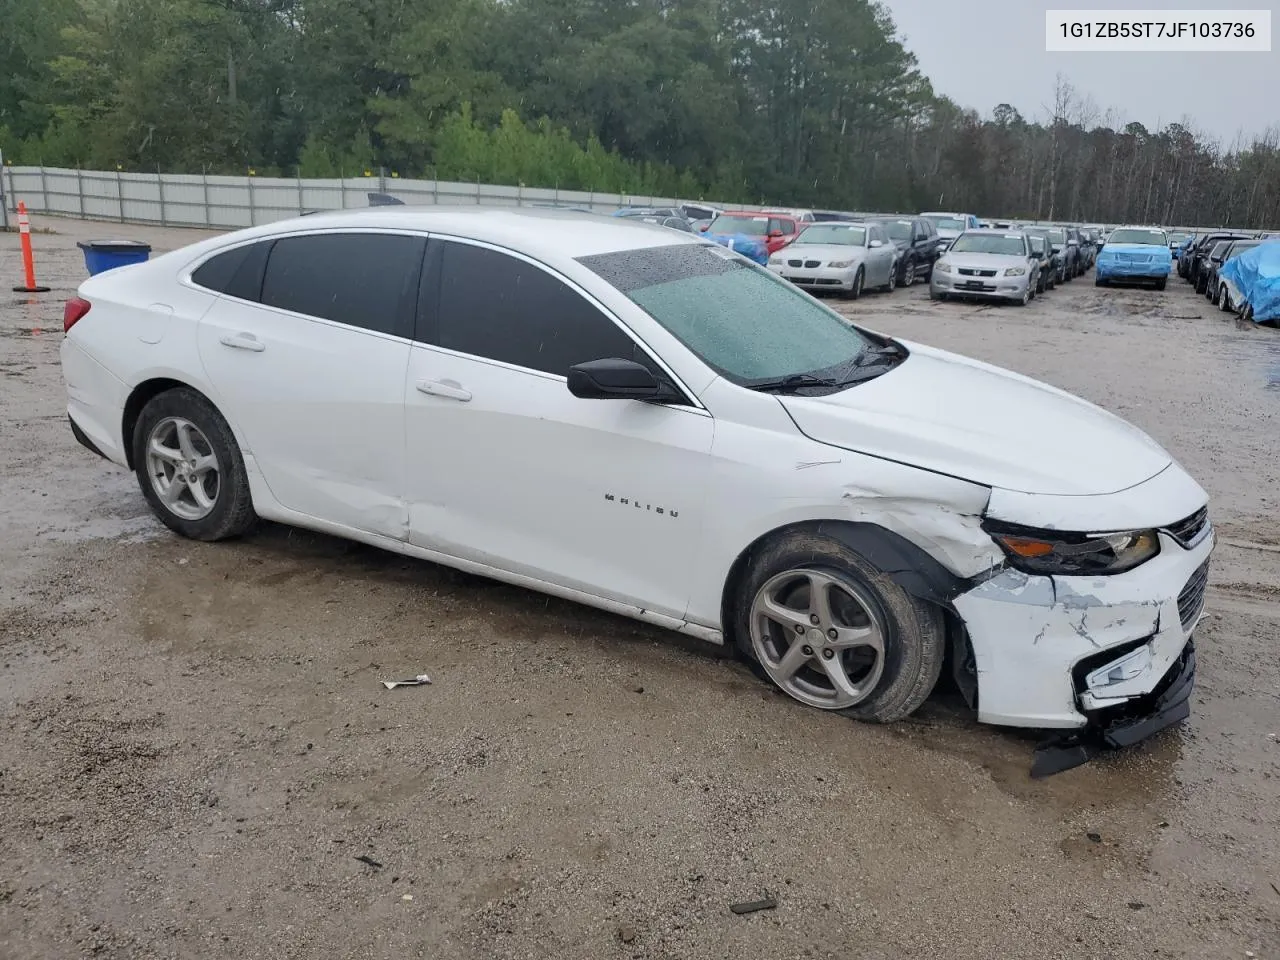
[122,377,212,469]
[719,519,976,644]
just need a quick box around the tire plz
[845,266,864,300]
[731,531,945,722]
[1095,276,1108,287]
[1017,283,1031,306]
[132,387,257,541]
[901,259,916,287]
[1219,286,1232,313]
[881,265,897,293]
[929,288,944,301]
[1155,278,1167,291]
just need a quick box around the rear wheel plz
[132,388,257,541]
[734,532,945,722]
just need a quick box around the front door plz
[196,231,424,539]
[403,239,714,619]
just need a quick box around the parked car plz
[1045,227,1083,279]
[929,229,1041,305]
[614,206,687,221]
[920,212,981,245]
[60,206,1215,766]
[1095,226,1172,289]
[767,221,899,298]
[1027,235,1056,293]
[868,216,943,287]
[1186,232,1251,289]
[1221,240,1280,322]
[760,207,817,222]
[810,210,862,222]
[680,203,721,222]
[1210,239,1263,310]
[1078,228,1099,269]
[705,211,805,257]
[1167,232,1191,255]
[1175,234,1198,277]
[1024,227,1064,285]
[1198,239,1236,296]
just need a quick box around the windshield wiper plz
[850,340,908,369]
[747,373,841,393]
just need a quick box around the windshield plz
[948,232,1026,256]
[1107,228,1168,245]
[876,219,913,241]
[577,244,874,384]
[924,215,965,232]
[1168,233,1190,244]
[1226,241,1260,259]
[794,225,867,246]
[1047,228,1066,243]
[707,214,769,236]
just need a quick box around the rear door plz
[867,225,895,285]
[196,230,424,538]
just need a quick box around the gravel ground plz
[1,217,1277,960]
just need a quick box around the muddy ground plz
[1,217,1277,960]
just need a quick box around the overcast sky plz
[879,0,1279,145]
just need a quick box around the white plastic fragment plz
[380,674,432,690]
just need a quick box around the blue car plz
[1095,226,1173,289]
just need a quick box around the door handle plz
[219,333,265,352]
[415,378,472,402]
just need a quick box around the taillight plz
[63,297,92,333]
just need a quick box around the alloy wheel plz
[749,568,886,709]
[146,417,221,521]
[902,261,915,287]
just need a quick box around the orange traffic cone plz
[12,201,51,293]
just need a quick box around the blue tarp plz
[706,232,770,265]
[1220,240,1280,322]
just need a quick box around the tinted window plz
[260,233,426,337]
[191,241,272,301]
[433,241,644,377]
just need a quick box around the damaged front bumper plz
[1030,638,1196,777]
[951,522,1213,733]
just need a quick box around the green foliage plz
[0,0,1274,224]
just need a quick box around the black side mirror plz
[567,358,675,401]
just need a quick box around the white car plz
[60,208,1212,768]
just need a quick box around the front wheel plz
[1155,278,1167,291]
[901,259,916,287]
[132,387,257,541]
[845,266,865,300]
[1219,286,1232,313]
[733,532,945,722]
[1095,276,1108,287]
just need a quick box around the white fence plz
[0,164,712,230]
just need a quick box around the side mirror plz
[869,239,884,248]
[567,358,673,401]
[767,229,784,239]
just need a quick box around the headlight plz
[1004,267,1026,276]
[983,521,1160,575]
[934,261,952,274]
[768,256,784,265]
[828,259,853,269]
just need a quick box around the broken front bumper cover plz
[1030,639,1196,778]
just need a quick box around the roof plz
[199,206,699,261]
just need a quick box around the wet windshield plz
[875,219,913,241]
[793,225,867,246]
[925,216,965,231]
[1107,228,1168,245]
[707,214,770,236]
[949,233,1027,256]
[577,244,875,385]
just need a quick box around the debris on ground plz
[729,894,778,915]
[616,923,636,943]
[380,674,432,690]
[355,855,384,869]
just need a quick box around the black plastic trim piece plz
[69,414,109,461]
[814,520,982,605]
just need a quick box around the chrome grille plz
[1166,506,1209,547]
[1177,560,1210,630]
[958,268,997,277]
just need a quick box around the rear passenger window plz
[432,241,645,377]
[260,233,426,337]
[191,241,272,301]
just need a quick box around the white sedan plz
[60,208,1213,770]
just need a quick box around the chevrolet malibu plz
[61,208,1212,765]
[930,230,1041,304]
[767,221,897,298]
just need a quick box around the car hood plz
[1101,243,1171,258]
[939,252,1027,270]
[778,341,1172,496]
[779,243,869,262]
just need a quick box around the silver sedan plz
[767,222,898,298]
[930,230,1041,305]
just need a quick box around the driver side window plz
[429,240,654,379]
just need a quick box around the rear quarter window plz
[190,241,273,301]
